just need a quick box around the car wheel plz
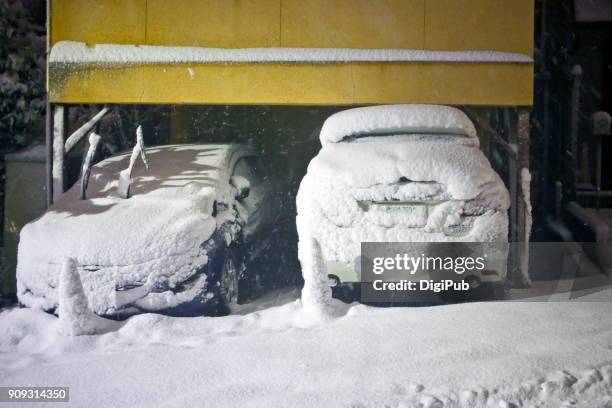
[220,252,240,306]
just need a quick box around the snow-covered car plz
[296,105,510,296]
[17,144,275,316]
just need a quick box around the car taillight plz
[481,269,499,276]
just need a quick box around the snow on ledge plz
[320,104,478,144]
[49,41,533,66]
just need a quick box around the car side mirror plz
[230,176,250,200]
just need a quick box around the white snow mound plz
[297,136,509,265]
[297,106,509,273]
[299,237,332,315]
[319,104,478,145]
[17,145,235,314]
[58,258,119,336]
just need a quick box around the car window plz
[232,156,265,186]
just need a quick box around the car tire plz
[220,250,241,307]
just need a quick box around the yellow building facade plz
[48,0,534,106]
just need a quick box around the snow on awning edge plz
[49,41,534,66]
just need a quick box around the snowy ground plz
[2,286,612,408]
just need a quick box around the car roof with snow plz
[319,104,478,145]
[65,143,256,202]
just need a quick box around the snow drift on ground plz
[50,41,534,66]
[1,293,612,407]
[17,145,237,314]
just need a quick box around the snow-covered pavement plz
[2,290,612,407]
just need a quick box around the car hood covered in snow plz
[17,145,235,314]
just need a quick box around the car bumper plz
[17,261,210,317]
[16,227,233,317]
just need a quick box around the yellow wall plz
[51,0,147,45]
[49,0,534,106]
[146,0,281,47]
[424,0,533,56]
[50,63,533,106]
[281,0,426,49]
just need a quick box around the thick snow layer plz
[50,41,534,66]
[58,257,95,335]
[521,167,533,286]
[58,258,119,336]
[298,238,332,315]
[17,145,237,314]
[320,105,478,144]
[297,134,510,265]
[1,293,612,407]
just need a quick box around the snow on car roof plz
[86,144,234,197]
[319,105,478,145]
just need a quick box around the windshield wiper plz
[117,125,149,198]
[80,132,102,200]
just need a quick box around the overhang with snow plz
[48,0,534,106]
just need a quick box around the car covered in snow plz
[296,105,510,297]
[17,144,275,316]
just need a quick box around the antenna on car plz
[80,132,102,200]
[117,125,149,199]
